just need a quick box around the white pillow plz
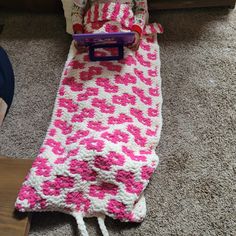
[60,0,149,35]
[61,0,73,35]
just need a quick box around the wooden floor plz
[0,156,33,236]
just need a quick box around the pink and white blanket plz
[15,2,163,236]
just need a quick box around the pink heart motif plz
[135,51,151,67]
[134,68,152,86]
[54,119,72,135]
[17,185,46,209]
[141,166,155,180]
[101,130,129,143]
[107,199,133,221]
[127,124,147,147]
[122,146,146,162]
[32,158,52,177]
[149,87,160,97]
[80,138,105,152]
[96,78,119,93]
[89,183,118,199]
[108,113,133,124]
[146,126,158,136]
[148,69,158,77]
[100,61,122,72]
[56,109,63,118]
[62,77,84,92]
[59,98,78,113]
[148,108,159,117]
[87,121,109,131]
[132,86,152,105]
[147,52,157,60]
[115,73,136,86]
[92,98,115,114]
[68,60,85,69]
[69,160,97,181]
[146,36,155,43]
[68,148,80,157]
[66,192,91,212]
[59,87,65,96]
[49,129,56,137]
[141,96,152,105]
[120,55,137,66]
[94,152,125,171]
[66,130,89,145]
[80,66,102,81]
[112,93,136,106]
[42,176,75,196]
[77,87,99,102]
[71,108,95,123]
[45,139,65,155]
[140,41,151,51]
[130,108,151,127]
[116,170,143,194]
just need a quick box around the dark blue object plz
[0,47,14,117]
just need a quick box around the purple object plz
[73,32,135,61]
[73,32,135,46]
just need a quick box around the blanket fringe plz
[72,212,109,236]
[72,212,89,236]
[97,215,109,236]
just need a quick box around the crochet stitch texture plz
[15,2,163,235]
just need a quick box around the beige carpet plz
[0,6,235,236]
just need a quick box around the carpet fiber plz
[0,7,235,236]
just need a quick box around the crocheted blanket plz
[15,3,163,235]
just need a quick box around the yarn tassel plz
[72,212,89,236]
[97,215,109,236]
